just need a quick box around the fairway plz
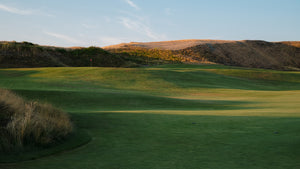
[0,64,300,169]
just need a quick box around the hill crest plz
[105,39,300,70]
[103,39,300,50]
[103,39,238,50]
[1,40,300,70]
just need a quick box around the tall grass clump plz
[0,89,73,152]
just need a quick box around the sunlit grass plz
[0,64,299,168]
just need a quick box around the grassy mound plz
[0,89,73,152]
[0,41,127,68]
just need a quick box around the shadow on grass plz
[0,70,38,78]
[0,128,91,163]
[1,113,299,169]
[149,69,300,91]
[13,89,255,112]
[74,112,300,169]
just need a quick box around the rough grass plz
[0,64,299,169]
[0,41,127,68]
[0,89,73,152]
[106,40,300,70]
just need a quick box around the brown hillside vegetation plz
[1,40,300,70]
[105,40,300,70]
[0,41,126,68]
[280,41,300,48]
[103,39,235,50]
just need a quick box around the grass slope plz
[106,40,300,70]
[0,64,299,169]
[0,41,127,68]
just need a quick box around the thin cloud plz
[99,37,129,46]
[119,17,166,41]
[103,16,112,23]
[124,0,140,10]
[82,23,97,29]
[164,8,173,16]
[44,31,83,45]
[118,10,145,21]
[0,3,33,15]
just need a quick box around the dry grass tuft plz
[0,89,73,152]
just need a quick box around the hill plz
[0,41,126,68]
[104,40,300,70]
[103,39,235,50]
[1,40,300,70]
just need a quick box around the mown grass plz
[0,64,299,169]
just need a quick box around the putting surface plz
[0,64,299,169]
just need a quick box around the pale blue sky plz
[0,0,299,47]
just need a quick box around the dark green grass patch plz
[4,113,299,169]
[13,89,251,112]
[0,129,91,163]
[149,69,300,91]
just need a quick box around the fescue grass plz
[0,89,73,152]
[0,64,299,168]
[0,41,127,68]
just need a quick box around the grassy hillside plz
[0,64,299,168]
[2,40,300,70]
[107,47,184,65]
[182,40,300,70]
[105,40,300,70]
[281,41,300,48]
[0,41,127,68]
[103,39,235,50]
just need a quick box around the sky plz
[0,0,299,47]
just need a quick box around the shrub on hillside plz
[0,41,127,68]
[67,47,125,67]
[108,47,182,65]
[0,89,73,152]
